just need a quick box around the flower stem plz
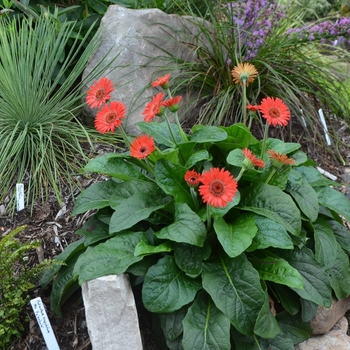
[260,122,269,159]
[206,205,212,232]
[190,187,199,212]
[242,83,247,125]
[235,166,246,182]
[264,168,277,184]
[119,125,131,148]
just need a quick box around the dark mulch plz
[2,117,350,350]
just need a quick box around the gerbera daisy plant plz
[45,71,350,349]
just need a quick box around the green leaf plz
[300,299,318,322]
[277,312,312,345]
[328,242,350,299]
[185,149,211,169]
[84,153,145,180]
[155,159,193,207]
[156,203,207,246]
[72,179,118,215]
[246,214,293,251]
[214,215,257,258]
[50,255,80,317]
[266,139,301,154]
[286,169,319,222]
[75,217,110,246]
[313,218,337,270]
[202,254,265,335]
[219,123,258,150]
[271,284,300,316]
[254,288,280,339]
[260,334,295,350]
[190,126,227,143]
[209,192,241,218]
[174,243,211,278]
[182,291,231,350]
[159,307,187,342]
[134,240,173,257]
[295,166,338,187]
[315,186,350,222]
[138,121,181,147]
[109,192,170,233]
[250,252,304,289]
[239,182,301,235]
[279,247,332,307]
[41,238,85,288]
[73,231,143,285]
[326,219,350,254]
[226,148,245,167]
[142,256,201,313]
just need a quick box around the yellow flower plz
[231,62,258,87]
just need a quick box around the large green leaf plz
[156,203,207,246]
[190,126,228,143]
[295,166,338,187]
[182,291,231,350]
[109,192,170,233]
[155,159,193,207]
[239,182,301,235]
[315,186,350,222]
[286,169,319,222]
[159,307,187,342]
[174,243,211,278]
[279,247,332,307]
[214,215,257,258]
[75,216,110,246]
[270,284,300,316]
[326,219,350,254]
[142,256,201,313]
[134,240,173,256]
[249,252,304,289]
[202,254,265,335]
[72,179,118,215]
[328,242,350,299]
[83,153,144,180]
[138,121,181,147]
[246,214,293,251]
[73,231,143,285]
[313,218,337,270]
[185,149,212,169]
[254,287,280,339]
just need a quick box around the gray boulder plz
[83,5,207,135]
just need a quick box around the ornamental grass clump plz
[163,0,350,158]
[0,14,117,213]
[43,71,350,349]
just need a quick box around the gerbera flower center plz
[105,113,117,123]
[268,107,281,119]
[95,89,105,100]
[210,180,225,196]
[140,147,147,154]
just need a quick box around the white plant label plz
[318,109,331,146]
[16,183,24,211]
[30,297,60,350]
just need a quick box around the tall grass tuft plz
[0,14,116,213]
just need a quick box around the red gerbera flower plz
[242,148,265,168]
[184,170,202,187]
[267,150,296,165]
[142,92,166,122]
[130,135,156,159]
[162,96,182,112]
[198,168,238,208]
[151,74,171,89]
[258,97,290,127]
[247,104,259,112]
[95,101,126,133]
[86,77,114,109]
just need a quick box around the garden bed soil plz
[2,119,350,350]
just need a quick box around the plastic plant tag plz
[318,109,331,146]
[16,183,24,211]
[30,297,60,350]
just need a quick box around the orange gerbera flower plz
[259,97,290,127]
[242,148,265,168]
[267,150,296,165]
[86,77,114,109]
[95,101,126,133]
[130,135,156,159]
[231,63,258,87]
[142,92,166,122]
[247,105,259,112]
[151,74,171,89]
[162,96,182,112]
[184,170,202,187]
[199,168,238,208]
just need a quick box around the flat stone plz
[296,317,350,350]
[310,296,350,335]
[82,274,143,350]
